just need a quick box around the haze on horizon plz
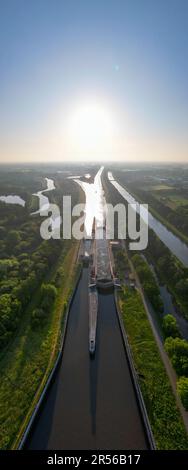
[0,0,188,164]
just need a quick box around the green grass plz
[0,240,80,450]
[119,287,188,450]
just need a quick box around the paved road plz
[26,268,148,450]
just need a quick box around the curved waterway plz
[108,172,188,267]
[26,268,148,449]
[32,177,55,214]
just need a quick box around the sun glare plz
[66,101,116,156]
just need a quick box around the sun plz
[66,100,116,156]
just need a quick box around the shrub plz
[165,337,188,376]
[41,283,57,312]
[177,377,188,410]
[162,314,180,338]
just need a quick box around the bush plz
[31,308,45,329]
[40,283,57,312]
[177,377,188,410]
[162,314,180,338]
[164,337,188,376]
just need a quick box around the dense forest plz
[0,169,82,351]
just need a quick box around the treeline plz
[131,254,163,312]
[165,337,188,410]
[145,230,188,321]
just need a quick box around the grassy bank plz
[0,240,80,450]
[119,288,188,449]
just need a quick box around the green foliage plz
[175,279,188,303]
[40,283,57,312]
[164,337,188,377]
[162,314,180,339]
[177,377,188,411]
[145,230,188,320]
[31,308,45,328]
[132,254,163,312]
[120,288,188,449]
[7,230,21,252]
[54,266,64,287]
[113,248,129,280]
[0,294,21,348]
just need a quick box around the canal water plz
[108,172,188,267]
[26,268,148,450]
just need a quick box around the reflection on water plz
[32,177,55,214]
[74,166,106,237]
[32,177,61,232]
[108,172,188,267]
[0,195,25,207]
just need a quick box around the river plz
[0,195,25,207]
[32,177,55,214]
[108,172,188,267]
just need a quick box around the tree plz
[177,377,188,410]
[0,294,21,348]
[31,308,45,329]
[40,283,57,312]
[7,230,21,249]
[162,314,180,338]
[175,279,188,302]
[165,337,188,376]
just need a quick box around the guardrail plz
[18,265,82,450]
[114,289,156,450]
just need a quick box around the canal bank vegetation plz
[164,337,188,411]
[131,254,163,313]
[145,230,188,321]
[119,288,188,449]
[162,314,181,339]
[177,377,188,411]
[130,251,188,414]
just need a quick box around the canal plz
[26,268,148,450]
[108,172,188,267]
